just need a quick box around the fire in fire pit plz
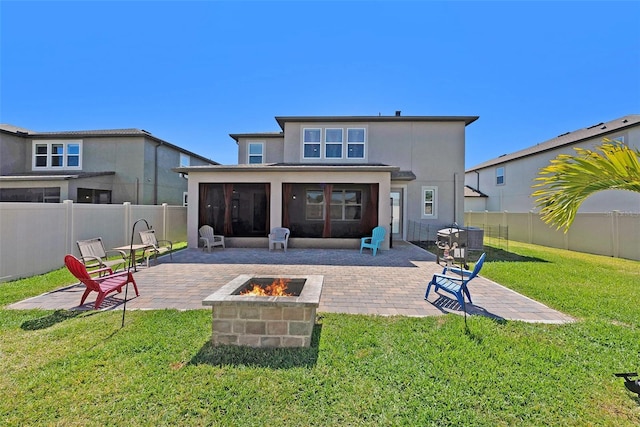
[239,278,292,296]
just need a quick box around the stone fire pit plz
[202,274,323,348]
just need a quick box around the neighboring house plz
[464,114,640,213]
[0,124,217,205]
[177,113,478,250]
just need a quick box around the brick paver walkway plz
[8,241,574,324]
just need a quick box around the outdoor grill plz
[436,226,468,268]
[436,225,485,269]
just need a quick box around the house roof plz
[228,132,284,142]
[228,115,478,142]
[274,115,479,130]
[174,163,400,174]
[466,114,640,172]
[0,171,116,181]
[464,185,488,198]
[0,124,219,166]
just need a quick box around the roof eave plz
[275,115,479,130]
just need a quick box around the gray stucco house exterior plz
[177,113,478,250]
[465,114,640,213]
[0,124,217,205]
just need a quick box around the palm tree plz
[532,139,640,232]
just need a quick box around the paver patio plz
[8,241,574,324]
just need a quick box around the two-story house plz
[464,114,640,213]
[177,114,478,250]
[0,124,218,205]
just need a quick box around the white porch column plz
[378,178,391,250]
[270,176,283,231]
[187,176,199,248]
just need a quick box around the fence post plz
[64,200,74,255]
[162,203,168,240]
[612,210,620,258]
[123,202,132,244]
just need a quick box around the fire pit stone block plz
[203,274,323,348]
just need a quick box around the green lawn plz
[1,241,639,426]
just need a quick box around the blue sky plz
[2,1,639,167]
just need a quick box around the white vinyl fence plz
[465,210,640,261]
[0,201,187,282]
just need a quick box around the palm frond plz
[532,139,640,232]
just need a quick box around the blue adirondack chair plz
[360,226,386,256]
[424,252,486,307]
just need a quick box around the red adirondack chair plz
[64,254,140,309]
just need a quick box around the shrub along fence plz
[465,210,640,261]
[0,201,186,282]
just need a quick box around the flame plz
[240,278,292,296]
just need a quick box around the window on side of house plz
[422,186,437,218]
[179,153,190,178]
[303,128,321,159]
[248,142,264,164]
[610,135,625,143]
[496,166,505,185]
[0,187,61,203]
[325,128,343,159]
[33,140,82,170]
[347,128,365,159]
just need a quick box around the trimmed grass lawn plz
[1,240,639,425]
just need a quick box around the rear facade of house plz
[178,114,478,250]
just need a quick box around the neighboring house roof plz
[274,115,479,130]
[466,114,640,172]
[0,171,116,181]
[464,185,488,198]
[0,124,219,165]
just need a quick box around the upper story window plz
[347,128,365,158]
[610,135,625,143]
[496,166,505,185]
[248,142,264,164]
[303,128,321,158]
[422,186,437,218]
[32,140,82,170]
[180,153,190,167]
[325,128,343,159]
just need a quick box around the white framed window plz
[496,166,505,185]
[305,189,324,220]
[422,186,437,218]
[32,140,82,170]
[347,128,365,159]
[303,128,321,158]
[179,153,190,178]
[305,188,362,220]
[330,189,362,220]
[610,135,625,143]
[248,142,264,164]
[325,128,343,159]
